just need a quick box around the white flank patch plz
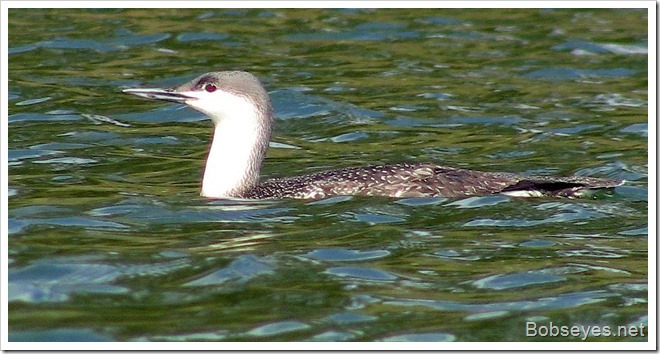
[501,190,545,198]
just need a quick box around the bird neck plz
[200,110,272,198]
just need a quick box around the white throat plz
[197,94,270,198]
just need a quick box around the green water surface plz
[7,8,648,344]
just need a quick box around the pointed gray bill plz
[123,88,196,103]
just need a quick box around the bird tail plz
[500,176,624,198]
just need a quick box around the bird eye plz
[202,83,217,93]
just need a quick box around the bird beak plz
[123,88,197,103]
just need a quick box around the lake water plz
[6,7,649,346]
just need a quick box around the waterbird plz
[123,71,623,199]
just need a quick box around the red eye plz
[203,83,217,93]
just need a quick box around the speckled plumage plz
[240,162,622,199]
[124,71,623,200]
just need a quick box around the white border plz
[1,0,657,9]
[2,1,655,351]
[1,0,8,349]
[646,0,657,349]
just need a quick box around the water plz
[7,8,648,344]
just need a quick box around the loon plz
[123,71,623,200]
